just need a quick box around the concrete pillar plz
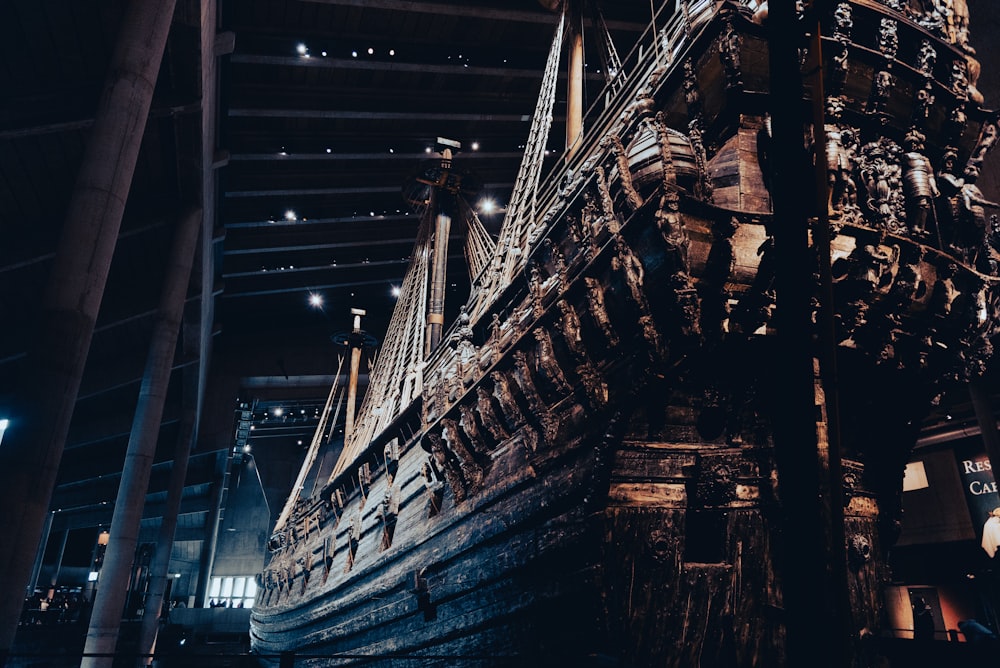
[195,452,228,607]
[27,514,55,597]
[766,1,847,666]
[136,401,198,664]
[82,207,202,668]
[0,0,179,658]
[46,528,68,593]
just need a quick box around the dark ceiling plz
[0,0,661,570]
[1,0,999,589]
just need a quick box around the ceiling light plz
[479,198,496,213]
[471,142,480,151]
[367,47,374,55]
[389,49,395,56]
[273,408,284,417]
[351,50,358,58]
[326,148,332,153]
[308,293,324,308]
[390,285,401,298]
[284,209,297,221]
[296,43,308,55]
[321,51,327,57]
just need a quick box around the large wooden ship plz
[249,0,1000,665]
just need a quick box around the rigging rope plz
[468,7,567,321]
[331,211,433,477]
[273,352,345,533]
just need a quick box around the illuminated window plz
[208,576,256,609]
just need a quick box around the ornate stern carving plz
[576,363,608,410]
[533,328,572,394]
[345,513,361,572]
[384,440,399,482]
[358,462,372,506]
[719,17,743,89]
[877,17,898,62]
[512,350,559,445]
[584,276,620,347]
[867,69,894,117]
[323,536,334,580]
[901,130,938,239]
[595,165,621,234]
[825,96,859,219]
[451,305,478,385]
[529,262,545,317]
[612,235,665,357]
[605,133,644,212]
[492,370,527,431]
[858,137,905,233]
[420,457,444,517]
[441,417,483,488]
[428,430,466,503]
[557,299,588,362]
[458,403,485,455]
[699,218,739,341]
[380,484,398,550]
[475,385,509,443]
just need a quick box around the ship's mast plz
[422,139,462,355]
[344,307,367,442]
[565,0,584,157]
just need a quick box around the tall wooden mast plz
[344,307,367,442]
[565,0,584,157]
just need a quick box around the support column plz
[136,401,198,664]
[766,0,844,665]
[28,513,55,598]
[46,527,68,595]
[82,207,202,668]
[195,452,228,607]
[0,0,178,658]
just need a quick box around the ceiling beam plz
[223,213,415,229]
[224,185,400,198]
[222,257,409,279]
[223,236,438,256]
[230,53,543,79]
[227,108,531,122]
[0,102,201,140]
[228,151,524,162]
[295,0,645,31]
[224,181,513,198]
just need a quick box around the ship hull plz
[251,1,1000,664]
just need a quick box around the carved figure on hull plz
[901,130,939,239]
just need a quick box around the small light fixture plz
[284,209,297,221]
[309,292,324,308]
